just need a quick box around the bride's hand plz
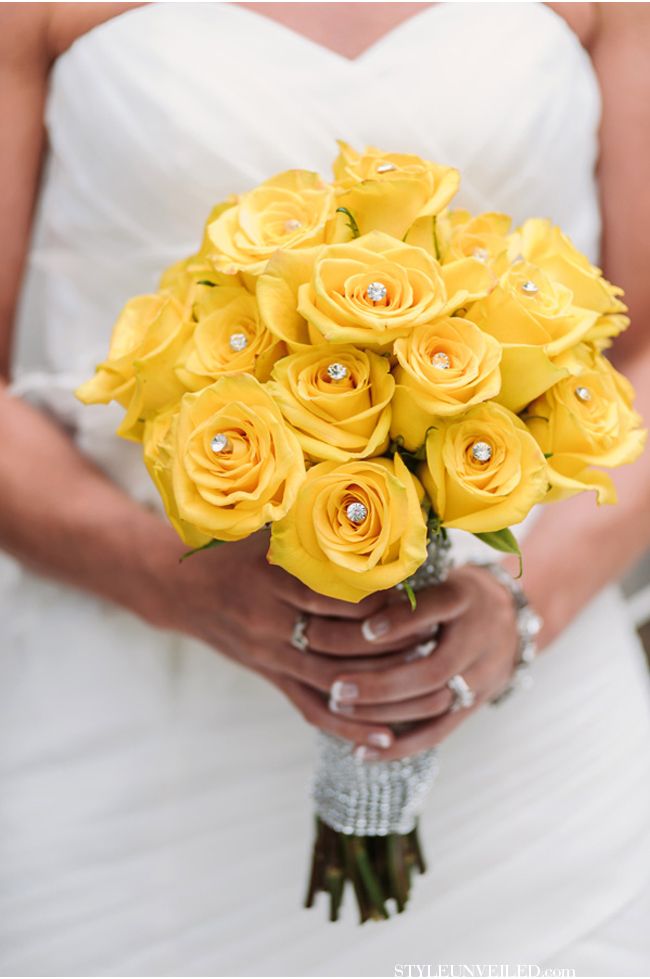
[160,531,466,751]
[323,564,519,760]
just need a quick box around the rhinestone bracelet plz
[469,561,543,705]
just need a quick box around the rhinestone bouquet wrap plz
[305,536,452,921]
[77,140,645,925]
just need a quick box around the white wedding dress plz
[2,3,650,975]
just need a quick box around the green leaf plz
[473,528,523,578]
[180,538,224,562]
[544,452,554,459]
[196,279,217,287]
[335,206,360,239]
[403,582,417,611]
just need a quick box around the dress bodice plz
[12,1,601,502]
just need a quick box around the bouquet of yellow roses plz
[77,142,645,923]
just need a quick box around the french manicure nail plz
[330,680,359,704]
[328,696,354,715]
[354,746,381,762]
[404,638,437,662]
[367,731,392,749]
[361,616,390,642]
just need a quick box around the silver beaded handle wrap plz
[313,536,452,837]
[313,733,438,835]
[469,561,543,704]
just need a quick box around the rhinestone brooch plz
[346,502,368,524]
[520,280,539,295]
[229,332,248,352]
[211,433,230,454]
[471,440,493,463]
[431,351,451,370]
[327,362,348,381]
[366,281,387,303]
[575,385,592,403]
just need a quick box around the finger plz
[261,641,429,694]
[330,683,453,723]
[329,626,482,705]
[305,582,468,655]
[271,570,389,620]
[349,655,500,759]
[262,670,394,750]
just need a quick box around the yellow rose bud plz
[512,218,626,315]
[391,317,502,450]
[75,294,192,442]
[525,355,646,504]
[329,142,459,241]
[420,402,549,533]
[269,454,428,602]
[172,375,305,542]
[142,408,211,550]
[206,170,335,276]
[175,285,285,390]
[159,256,241,317]
[258,231,493,349]
[435,209,511,273]
[467,261,599,413]
[267,345,394,462]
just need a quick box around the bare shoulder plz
[545,3,599,49]
[47,2,146,59]
[0,2,146,69]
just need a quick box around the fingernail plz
[404,638,437,663]
[330,680,359,704]
[328,696,354,715]
[354,746,380,762]
[367,731,392,749]
[361,616,390,642]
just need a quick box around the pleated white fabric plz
[2,3,650,975]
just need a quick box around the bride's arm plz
[512,4,650,646]
[323,7,650,759]
[1,9,437,754]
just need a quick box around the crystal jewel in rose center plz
[229,332,248,352]
[471,441,493,463]
[376,163,396,173]
[211,433,230,454]
[575,385,592,402]
[432,351,451,370]
[366,281,388,303]
[327,363,348,381]
[520,280,539,295]
[284,219,302,232]
[346,502,368,524]
[473,247,489,263]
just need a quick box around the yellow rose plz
[420,402,549,532]
[391,317,502,450]
[142,408,211,550]
[512,218,626,315]
[525,355,646,504]
[206,170,335,276]
[258,231,493,349]
[467,261,599,413]
[435,209,511,272]
[329,141,459,241]
[175,285,285,389]
[267,345,393,462]
[75,294,192,442]
[172,375,305,543]
[269,454,428,602]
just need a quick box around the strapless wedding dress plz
[2,3,650,975]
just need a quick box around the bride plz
[1,2,649,975]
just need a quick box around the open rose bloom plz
[78,142,646,922]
